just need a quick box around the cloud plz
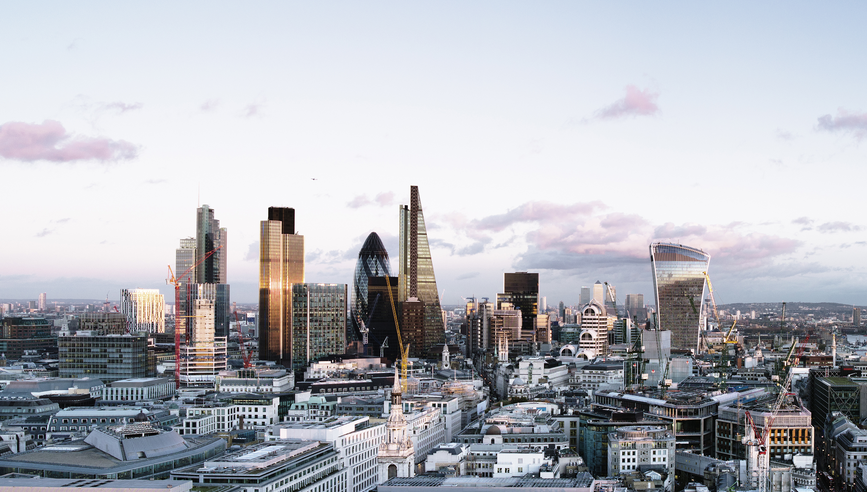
[817,109,867,139]
[242,102,264,118]
[653,222,707,239]
[347,192,396,209]
[816,221,863,233]
[472,201,604,233]
[35,228,53,238]
[100,101,143,114]
[456,272,480,281]
[144,179,167,185]
[594,85,660,120]
[244,241,259,261]
[200,99,220,112]
[775,129,795,141]
[0,120,138,162]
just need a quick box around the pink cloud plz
[100,101,142,114]
[374,192,395,206]
[0,120,138,162]
[817,109,867,138]
[595,85,660,120]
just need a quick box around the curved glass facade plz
[649,242,710,352]
[350,232,392,343]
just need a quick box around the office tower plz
[179,298,227,386]
[196,204,226,284]
[498,272,539,344]
[579,286,591,305]
[578,300,608,359]
[0,317,55,359]
[649,242,710,352]
[625,294,646,323]
[351,232,393,346]
[58,333,148,382]
[259,207,305,366]
[603,283,617,315]
[558,301,565,321]
[368,277,400,361]
[397,186,444,357]
[120,289,165,333]
[37,293,46,311]
[540,296,547,313]
[176,238,197,280]
[855,308,861,328]
[290,283,347,369]
[467,298,495,360]
[592,281,605,305]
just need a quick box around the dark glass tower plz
[350,232,393,346]
[398,186,444,358]
[499,272,539,343]
[649,242,710,352]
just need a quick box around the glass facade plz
[350,232,392,344]
[259,207,305,366]
[58,334,148,382]
[398,186,445,358]
[290,283,347,369]
[649,242,710,352]
[120,289,165,333]
[500,272,539,343]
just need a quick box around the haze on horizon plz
[1,2,866,307]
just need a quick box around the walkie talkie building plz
[649,242,710,352]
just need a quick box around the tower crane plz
[357,293,381,355]
[166,246,222,387]
[384,275,409,393]
[603,282,617,316]
[744,334,810,492]
[702,271,720,329]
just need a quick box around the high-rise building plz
[37,293,46,312]
[625,294,646,323]
[196,204,227,284]
[259,207,305,366]
[120,289,165,333]
[592,281,605,305]
[179,298,227,386]
[290,283,347,369]
[368,276,400,361]
[398,186,444,357]
[855,307,862,328]
[499,272,539,344]
[579,286,591,306]
[577,300,608,359]
[351,232,393,346]
[649,243,710,352]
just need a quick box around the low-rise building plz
[607,426,675,491]
[571,361,624,391]
[102,378,175,403]
[171,440,346,492]
[218,368,294,393]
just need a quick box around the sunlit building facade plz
[259,207,305,366]
[398,186,444,357]
[649,243,710,352]
[179,298,227,386]
[120,289,165,333]
[350,232,392,345]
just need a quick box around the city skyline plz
[2,3,866,306]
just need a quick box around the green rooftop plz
[821,376,857,386]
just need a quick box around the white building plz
[102,377,176,402]
[578,301,608,359]
[572,361,624,391]
[120,289,165,334]
[403,394,462,443]
[179,298,227,387]
[217,368,294,393]
[378,368,415,482]
[266,416,385,492]
[492,448,550,478]
[608,426,676,491]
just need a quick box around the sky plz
[2,2,867,308]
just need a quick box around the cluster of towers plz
[258,185,445,369]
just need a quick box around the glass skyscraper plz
[350,232,392,345]
[398,186,444,358]
[259,207,305,367]
[649,242,710,352]
[291,283,347,369]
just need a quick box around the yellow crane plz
[383,275,409,393]
[702,271,720,328]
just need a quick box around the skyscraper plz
[259,207,304,366]
[37,293,46,312]
[397,186,444,357]
[592,281,605,305]
[350,232,393,346]
[290,283,347,369]
[499,272,539,344]
[625,294,646,323]
[196,205,226,284]
[579,286,591,305]
[649,242,710,352]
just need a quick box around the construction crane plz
[357,293,381,354]
[383,275,409,393]
[166,246,222,387]
[702,272,720,329]
[603,282,617,316]
[744,334,810,492]
[234,311,252,369]
[717,320,738,391]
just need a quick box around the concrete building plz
[78,312,127,335]
[716,393,813,463]
[101,377,175,403]
[0,317,56,360]
[172,440,346,492]
[266,416,385,492]
[572,360,624,391]
[120,289,165,334]
[179,298,227,387]
[217,367,293,393]
[577,301,608,360]
[0,477,191,492]
[607,426,676,491]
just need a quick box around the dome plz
[134,410,149,422]
[484,425,506,435]
[513,377,526,386]
[359,232,389,259]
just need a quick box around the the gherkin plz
[350,232,393,345]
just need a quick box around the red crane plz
[234,311,252,369]
[166,246,222,387]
